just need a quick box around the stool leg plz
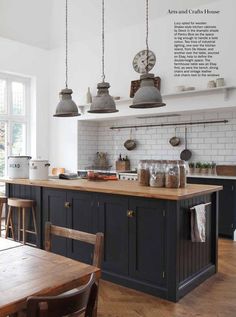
[32,206,38,236]
[18,207,21,242]
[5,206,15,240]
[22,207,26,244]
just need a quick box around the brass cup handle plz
[127,210,135,218]
[64,202,71,208]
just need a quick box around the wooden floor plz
[97,239,236,317]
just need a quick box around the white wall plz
[48,0,236,170]
[0,36,50,159]
[77,109,236,170]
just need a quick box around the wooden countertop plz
[1,178,222,200]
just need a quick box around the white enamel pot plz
[8,156,31,179]
[29,159,50,180]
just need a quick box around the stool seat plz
[0,197,7,204]
[6,197,38,245]
[8,198,36,208]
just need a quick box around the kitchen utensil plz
[169,128,181,147]
[180,127,192,161]
[94,152,110,169]
[8,155,31,179]
[29,159,50,180]
[124,129,136,151]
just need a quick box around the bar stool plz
[5,198,37,245]
[0,196,7,237]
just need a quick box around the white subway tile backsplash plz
[77,110,236,169]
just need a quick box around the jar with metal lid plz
[138,160,150,186]
[165,160,180,188]
[149,161,165,188]
[178,160,187,188]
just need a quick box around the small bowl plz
[176,85,185,92]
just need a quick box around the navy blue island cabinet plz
[188,177,236,239]
[5,180,221,302]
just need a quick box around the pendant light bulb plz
[130,0,166,109]
[88,0,118,114]
[54,0,80,117]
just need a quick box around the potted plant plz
[209,162,216,175]
[201,163,209,174]
[195,162,202,174]
[188,162,195,174]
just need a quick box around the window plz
[0,74,30,177]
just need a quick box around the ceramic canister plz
[8,156,31,179]
[29,159,50,180]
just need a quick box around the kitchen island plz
[2,178,221,302]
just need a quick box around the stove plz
[118,171,138,181]
[77,169,117,178]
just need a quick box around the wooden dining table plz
[0,238,100,316]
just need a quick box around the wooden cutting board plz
[216,165,236,176]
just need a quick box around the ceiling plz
[0,0,219,50]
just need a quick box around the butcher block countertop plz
[1,178,222,201]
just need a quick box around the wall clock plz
[132,50,156,74]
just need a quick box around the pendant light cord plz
[65,0,68,88]
[145,0,149,73]
[101,0,105,82]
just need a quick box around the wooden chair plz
[45,222,103,268]
[44,222,104,317]
[26,272,98,317]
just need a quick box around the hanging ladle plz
[169,127,181,147]
[124,129,136,151]
[180,127,192,161]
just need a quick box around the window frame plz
[0,72,31,176]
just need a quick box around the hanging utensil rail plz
[110,119,228,130]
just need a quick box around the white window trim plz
[0,72,31,175]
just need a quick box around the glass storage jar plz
[165,160,180,188]
[178,160,187,188]
[149,161,165,188]
[138,160,150,186]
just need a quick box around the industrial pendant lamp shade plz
[54,88,79,117]
[130,74,165,109]
[54,0,80,117]
[130,0,166,109]
[88,82,118,113]
[88,0,118,114]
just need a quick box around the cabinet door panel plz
[67,191,95,264]
[98,194,129,275]
[42,188,68,256]
[129,198,166,286]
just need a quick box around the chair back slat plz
[44,222,104,268]
[27,273,97,317]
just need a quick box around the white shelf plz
[163,86,236,101]
[78,86,236,110]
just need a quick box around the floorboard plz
[97,239,236,317]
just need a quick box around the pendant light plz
[88,0,118,113]
[54,0,80,117]
[130,0,165,109]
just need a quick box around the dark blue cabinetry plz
[6,183,219,302]
[188,177,236,238]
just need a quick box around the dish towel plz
[191,204,206,242]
